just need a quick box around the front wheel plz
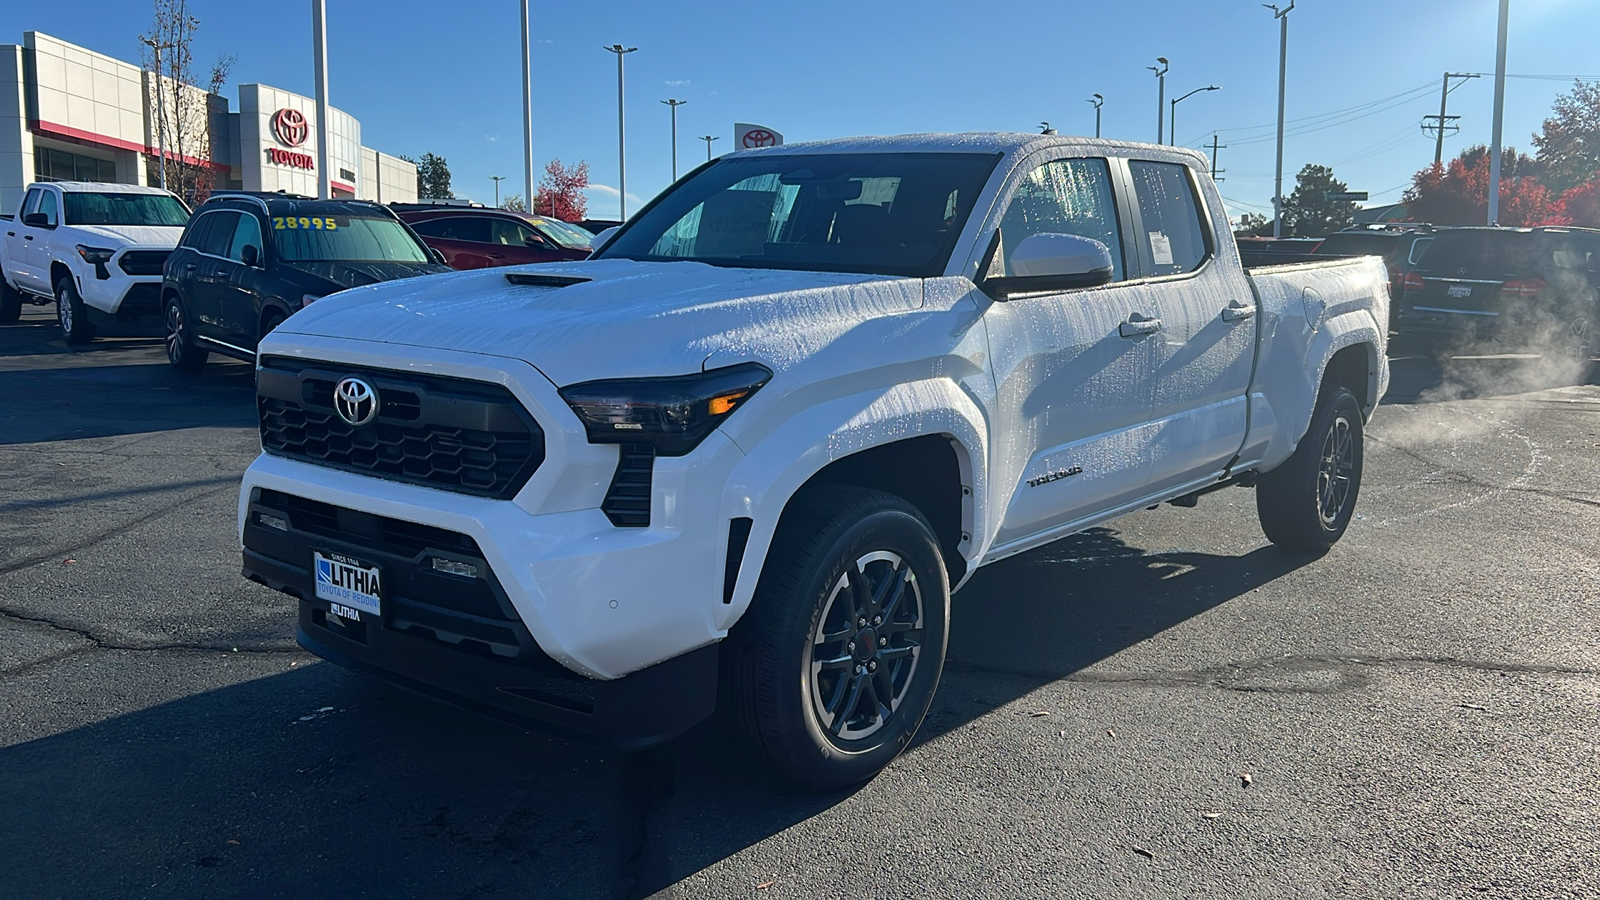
[164,295,208,372]
[1255,386,1365,553]
[721,485,950,791]
[0,275,21,323]
[56,278,95,345]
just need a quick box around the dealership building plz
[0,31,417,213]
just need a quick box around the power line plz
[1209,80,1436,140]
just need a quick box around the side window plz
[180,213,214,249]
[998,158,1125,282]
[21,187,42,217]
[196,212,237,257]
[1128,161,1210,277]
[489,219,541,247]
[37,190,59,227]
[226,213,264,263]
[413,216,489,243]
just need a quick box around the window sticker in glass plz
[1128,161,1209,276]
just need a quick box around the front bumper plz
[241,487,719,748]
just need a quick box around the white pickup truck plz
[0,182,190,341]
[238,134,1389,788]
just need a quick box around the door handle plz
[185,263,197,271]
[23,235,32,241]
[1118,315,1162,338]
[1222,304,1257,322]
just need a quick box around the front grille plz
[118,250,170,276]
[117,282,161,317]
[252,488,559,664]
[257,358,545,500]
[602,442,655,527]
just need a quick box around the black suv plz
[161,193,450,371]
[1396,226,1599,369]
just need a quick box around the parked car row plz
[1,182,596,369]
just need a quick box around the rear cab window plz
[1127,161,1210,277]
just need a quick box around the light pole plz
[312,0,330,199]
[662,98,687,181]
[521,0,534,211]
[1169,85,1220,147]
[139,36,174,189]
[1088,93,1104,139]
[1147,57,1169,144]
[1265,1,1295,238]
[603,44,638,220]
[700,134,719,161]
[1488,0,1509,225]
[489,175,505,207]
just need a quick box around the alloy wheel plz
[57,287,73,335]
[165,302,184,363]
[1317,414,1355,528]
[807,550,925,741]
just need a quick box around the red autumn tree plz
[535,159,589,222]
[1555,172,1600,228]
[1404,147,1559,227]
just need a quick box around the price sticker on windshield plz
[272,216,341,231]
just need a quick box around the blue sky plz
[22,0,1600,220]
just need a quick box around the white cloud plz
[485,135,498,143]
[536,39,554,44]
[665,79,690,86]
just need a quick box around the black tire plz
[55,277,95,345]
[721,485,950,791]
[1256,385,1365,553]
[164,294,208,372]
[0,275,21,323]
[261,309,286,340]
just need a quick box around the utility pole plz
[603,44,638,219]
[1423,72,1479,165]
[700,134,719,161]
[1208,134,1227,182]
[1488,0,1509,226]
[139,36,174,190]
[1147,58,1169,144]
[662,98,687,181]
[521,0,534,211]
[1266,0,1295,238]
[312,0,330,199]
[1088,94,1104,139]
[489,175,505,207]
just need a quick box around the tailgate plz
[1412,277,1503,314]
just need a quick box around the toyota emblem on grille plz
[333,377,380,426]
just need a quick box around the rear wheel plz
[721,485,950,791]
[164,294,207,372]
[1256,386,1365,553]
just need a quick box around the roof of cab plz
[37,181,179,196]
[734,132,1211,169]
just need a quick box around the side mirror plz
[589,226,621,254]
[22,212,51,228]
[240,244,260,267]
[429,247,448,265]
[982,232,1114,298]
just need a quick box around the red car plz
[394,204,594,270]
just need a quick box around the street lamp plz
[489,175,505,207]
[1169,85,1220,147]
[1147,57,1169,144]
[603,44,638,219]
[1088,93,1104,139]
[662,98,687,181]
[700,134,719,161]
[1265,1,1295,238]
[138,36,175,190]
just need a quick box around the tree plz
[139,0,234,204]
[1532,79,1600,195]
[1235,212,1272,236]
[502,194,527,212]
[535,159,589,222]
[1404,146,1559,226]
[1282,164,1357,236]
[1556,175,1600,228]
[400,153,453,199]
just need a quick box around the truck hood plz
[273,259,921,385]
[67,224,184,248]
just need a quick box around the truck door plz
[1124,159,1256,495]
[181,211,238,341]
[985,156,1160,549]
[5,187,45,292]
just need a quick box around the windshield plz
[62,192,189,227]
[271,215,431,263]
[595,152,1000,277]
[528,216,592,249]
[1415,231,1534,279]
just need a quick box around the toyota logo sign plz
[272,108,309,147]
[333,377,380,427]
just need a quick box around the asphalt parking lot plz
[1,305,1597,899]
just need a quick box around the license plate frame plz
[1447,284,1473,299]
[314,551,383,619]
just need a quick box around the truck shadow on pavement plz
[0,528,1315,900]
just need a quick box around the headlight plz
[75,245,115,264]
[558,362,772,456]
